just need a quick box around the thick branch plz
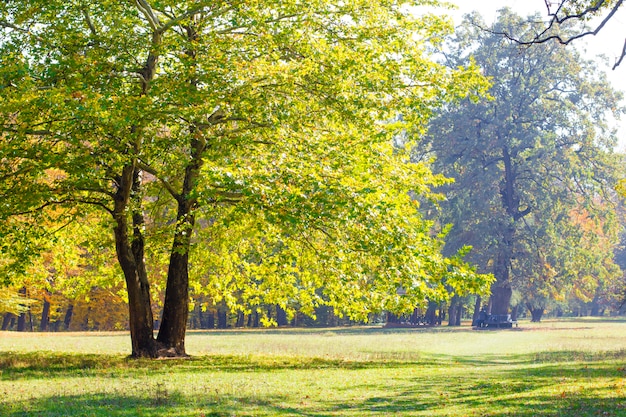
[136,161,181,200]
[135,0,162,31]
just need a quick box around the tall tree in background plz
[0,1,490,357]
[417,9,623,317]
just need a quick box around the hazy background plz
[451,0,626,150]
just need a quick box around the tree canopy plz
[417,9,624,318]
[0,1,491,356]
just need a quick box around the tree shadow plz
[2,349,626,416]
[0,351,418,381]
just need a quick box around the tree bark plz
[113,165,157,357]
[425,301,438,325]
[40,291,51,332]
[490,284,512,315]
[447,297,459,326]
[64,304,74,330]
[217,305,228,329]
[276,306,288,326]
[155,75,206,354]
[528,305,544,322]
[510,304,519,322]
[16,287,27,332]
[2,313,14,330]
[490,249,513,315]
[156,199,194,356]
[471,296,482,326]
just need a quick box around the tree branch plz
[477,0,626,69]
[134,0,162,31]
[136,160,181,201]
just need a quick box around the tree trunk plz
[2,313,14,330]
[16,312,26,332]
[236,311,245,327]
[113,165,157,358]
[276,306,288,326]
[64,304,74,330]
[528,304,544,322]
[206,310,215,329]
[155,88,206,354]
[590,292,602,316]
[455,305,463,326]
[447,297,458,326]
[530,308,543,322]
[40,291,51,332]
[471,296,482,326]
[490,284,512,315]
[510,304,519,322]
[217,306,228,329]
[490,251,512,315]
[425,301,438,325]
[490,146,529,316]
[16,287,27,332]
[156,199,195,356]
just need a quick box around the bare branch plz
[614,38,626,69]
[474,0,626,68]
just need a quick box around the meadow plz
[0,318,625,416]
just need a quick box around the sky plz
[450,0,626,149]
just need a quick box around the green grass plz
[1,318,626,416]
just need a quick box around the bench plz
[476,314,517,329]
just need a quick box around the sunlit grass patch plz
[1,319,626,416]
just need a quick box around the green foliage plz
[418,9,624,312]
[0,0,492,335]
[0,287,33,315]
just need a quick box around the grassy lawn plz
[0,318,625,416]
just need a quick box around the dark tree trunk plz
[471,296,482,326]
[425,301,438,325]
[113,166,157,357]
[447,297,458,326]
[455,305,463,326]
[16,312,26,332]
[490,250,512,315]
[64,304,74,330]
[16,287,27,332]
[510,304,519,322]
[276,306,288,326]
[206,310,215,329]
[2,313,15,330]
[590,292,602,316]
[490,146,530,316]
[528,304,544,322]
[437,303,445,325]
[490,285,512,315]
[156,198,195,356]
[40,291,51,332]
[235,311,245,327]
[217,306,228,329]
[155,80,206,354]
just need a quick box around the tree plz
[417,9,623,317]
[483,0,626,69]
[0,1,491,357]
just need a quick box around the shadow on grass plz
[1,377,624,417]
[2,349,626,417]
[0,351,422,381]
[3,347,626,381]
